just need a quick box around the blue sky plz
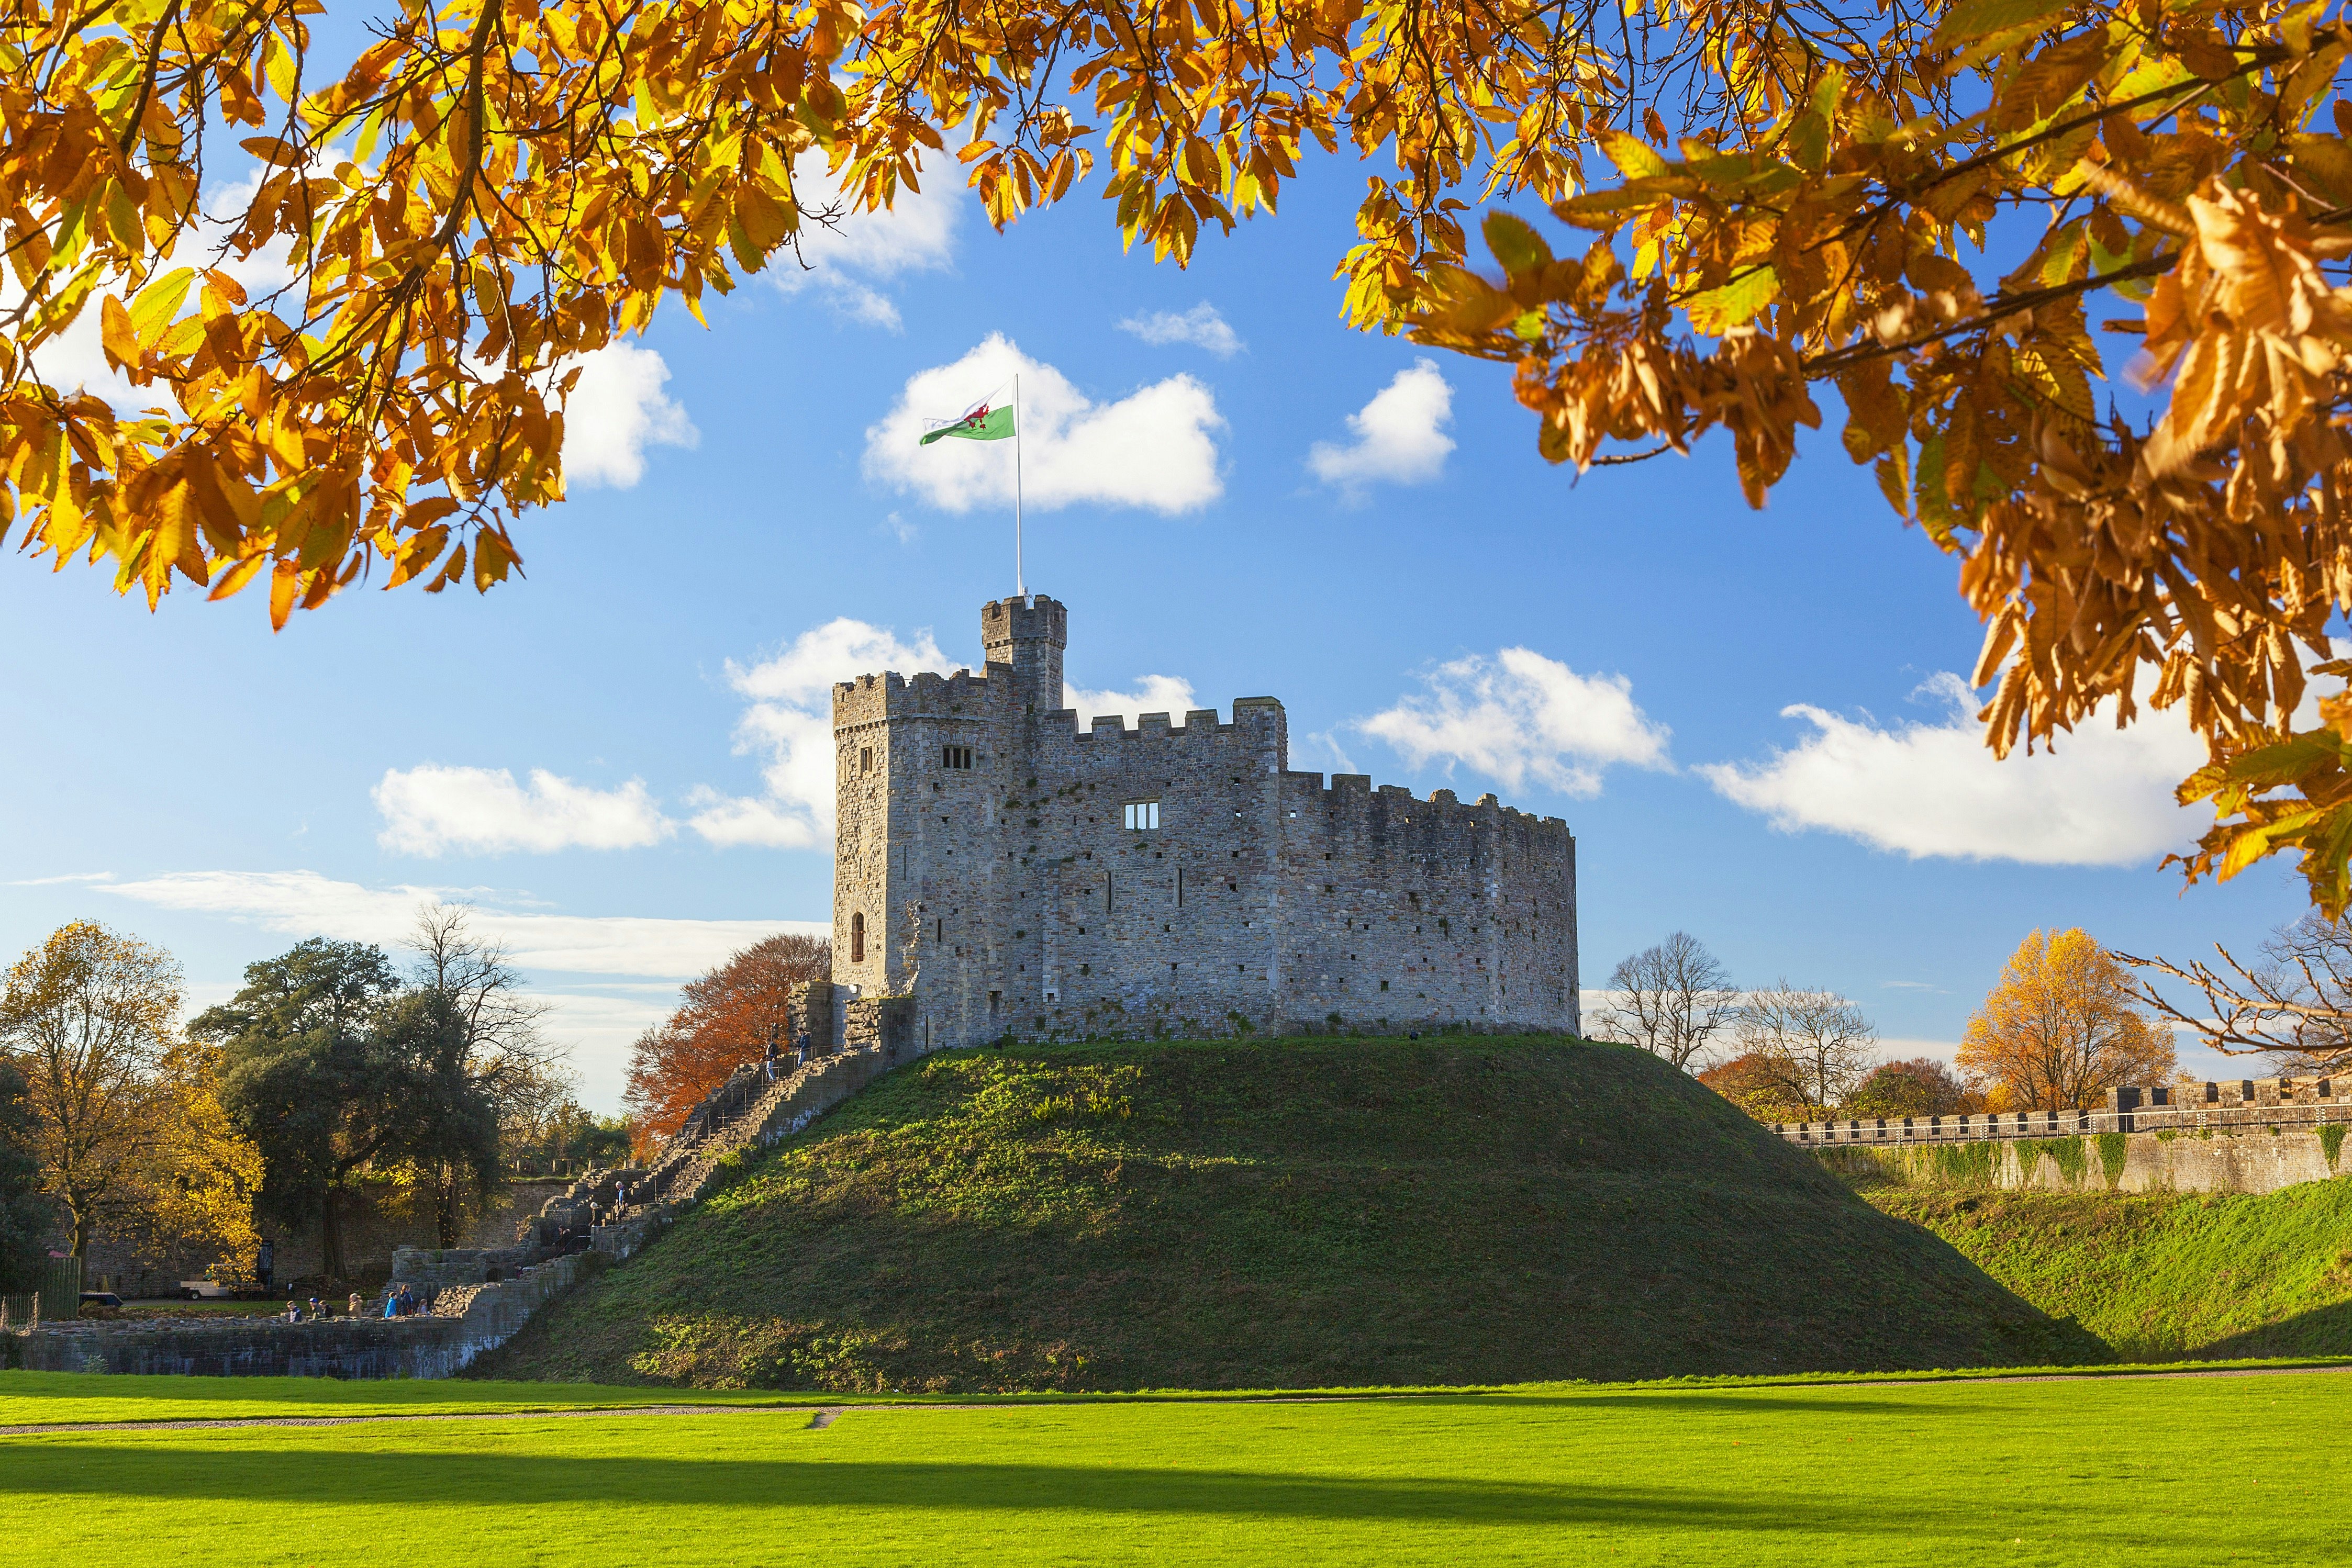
[0,148,2301,1111]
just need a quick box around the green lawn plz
[2,1368,2343,1565]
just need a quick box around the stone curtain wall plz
[20,1251,598,1379]
[1779,1077,2352,1148]
[832,593,1581,1051]
[1821,1126,2349,1197]
[1788,1077,2352,1196]
[73,1178,573,1298]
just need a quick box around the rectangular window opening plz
[859,746,873,774]
[942,745,973,770]
[1124,800,1160,831]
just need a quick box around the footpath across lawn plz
[0,1366,2343,1565]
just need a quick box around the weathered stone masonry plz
[831,593,1581,1047]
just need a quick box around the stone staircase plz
[588,1045,898,1259]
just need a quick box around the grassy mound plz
[1874,1183,2352,1360]
[480,1037,2096,1391]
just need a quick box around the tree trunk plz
[321,1186,347,1283]
[436,1163,461,1249]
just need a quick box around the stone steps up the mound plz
[590,1048,896,1261]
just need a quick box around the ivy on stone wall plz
[1929,1142,1995,1188]
[2096,1133,2128,1192]
[2047,1138,2090,1188]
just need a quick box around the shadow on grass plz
[0,1372,702,1412]
[2199,1299,2352,1360]
[0,1443,1940,1531]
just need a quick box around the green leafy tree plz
[374,988,503,1249]
[194,938,411,1281]
[1846,1058,1977,1120]
[507,1099,632,1176]
[0,1058,52,1291]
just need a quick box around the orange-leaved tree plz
[0,920,259,1260]
[622,933,827,1147]
[1959,928,2175,1111]
[1,1,2350,904]
[1697,1050,1809,1122]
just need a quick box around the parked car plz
[78,1291,122,1308]
[176,1280,233,1300]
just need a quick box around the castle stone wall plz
[1821,1125,2350,1197]
[832,595,1579,1049]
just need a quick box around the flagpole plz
[1013,373,1026,599]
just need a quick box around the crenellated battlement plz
[1276,770,1574,839]
[1776,1078,2352,1147]
[1038,699,1284,745]
[833,665,1009,729]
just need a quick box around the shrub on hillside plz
[1696,1051,1805,1123]
[1846,1058,1980,1120]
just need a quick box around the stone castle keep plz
[826,593,1580,1048]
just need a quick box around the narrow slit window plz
[1176,867,1184,907]
[1123,801,1160,831]
[1105,871,1114,912]
[860,746,874,774]
[850,912,865,963]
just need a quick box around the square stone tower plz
[831,593,1579,1054]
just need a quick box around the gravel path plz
[2,1363,2345,1437]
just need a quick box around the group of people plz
[274,1286,430,1321]
[763,1032,813,1082]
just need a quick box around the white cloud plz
[771,150,962,329]
[26,303,149,411]
[689,617,951,849]
[561,342,698,488]
[1065,675,1201,723]
[1118,303,1243,357]
[1698,673,2209,867]
[1359,648,1672,798]
[1309,360,1456,492]
[373,766,676,857]
[531,991,678,1111]
[864,333,1223,514]
[97,869,820,976]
